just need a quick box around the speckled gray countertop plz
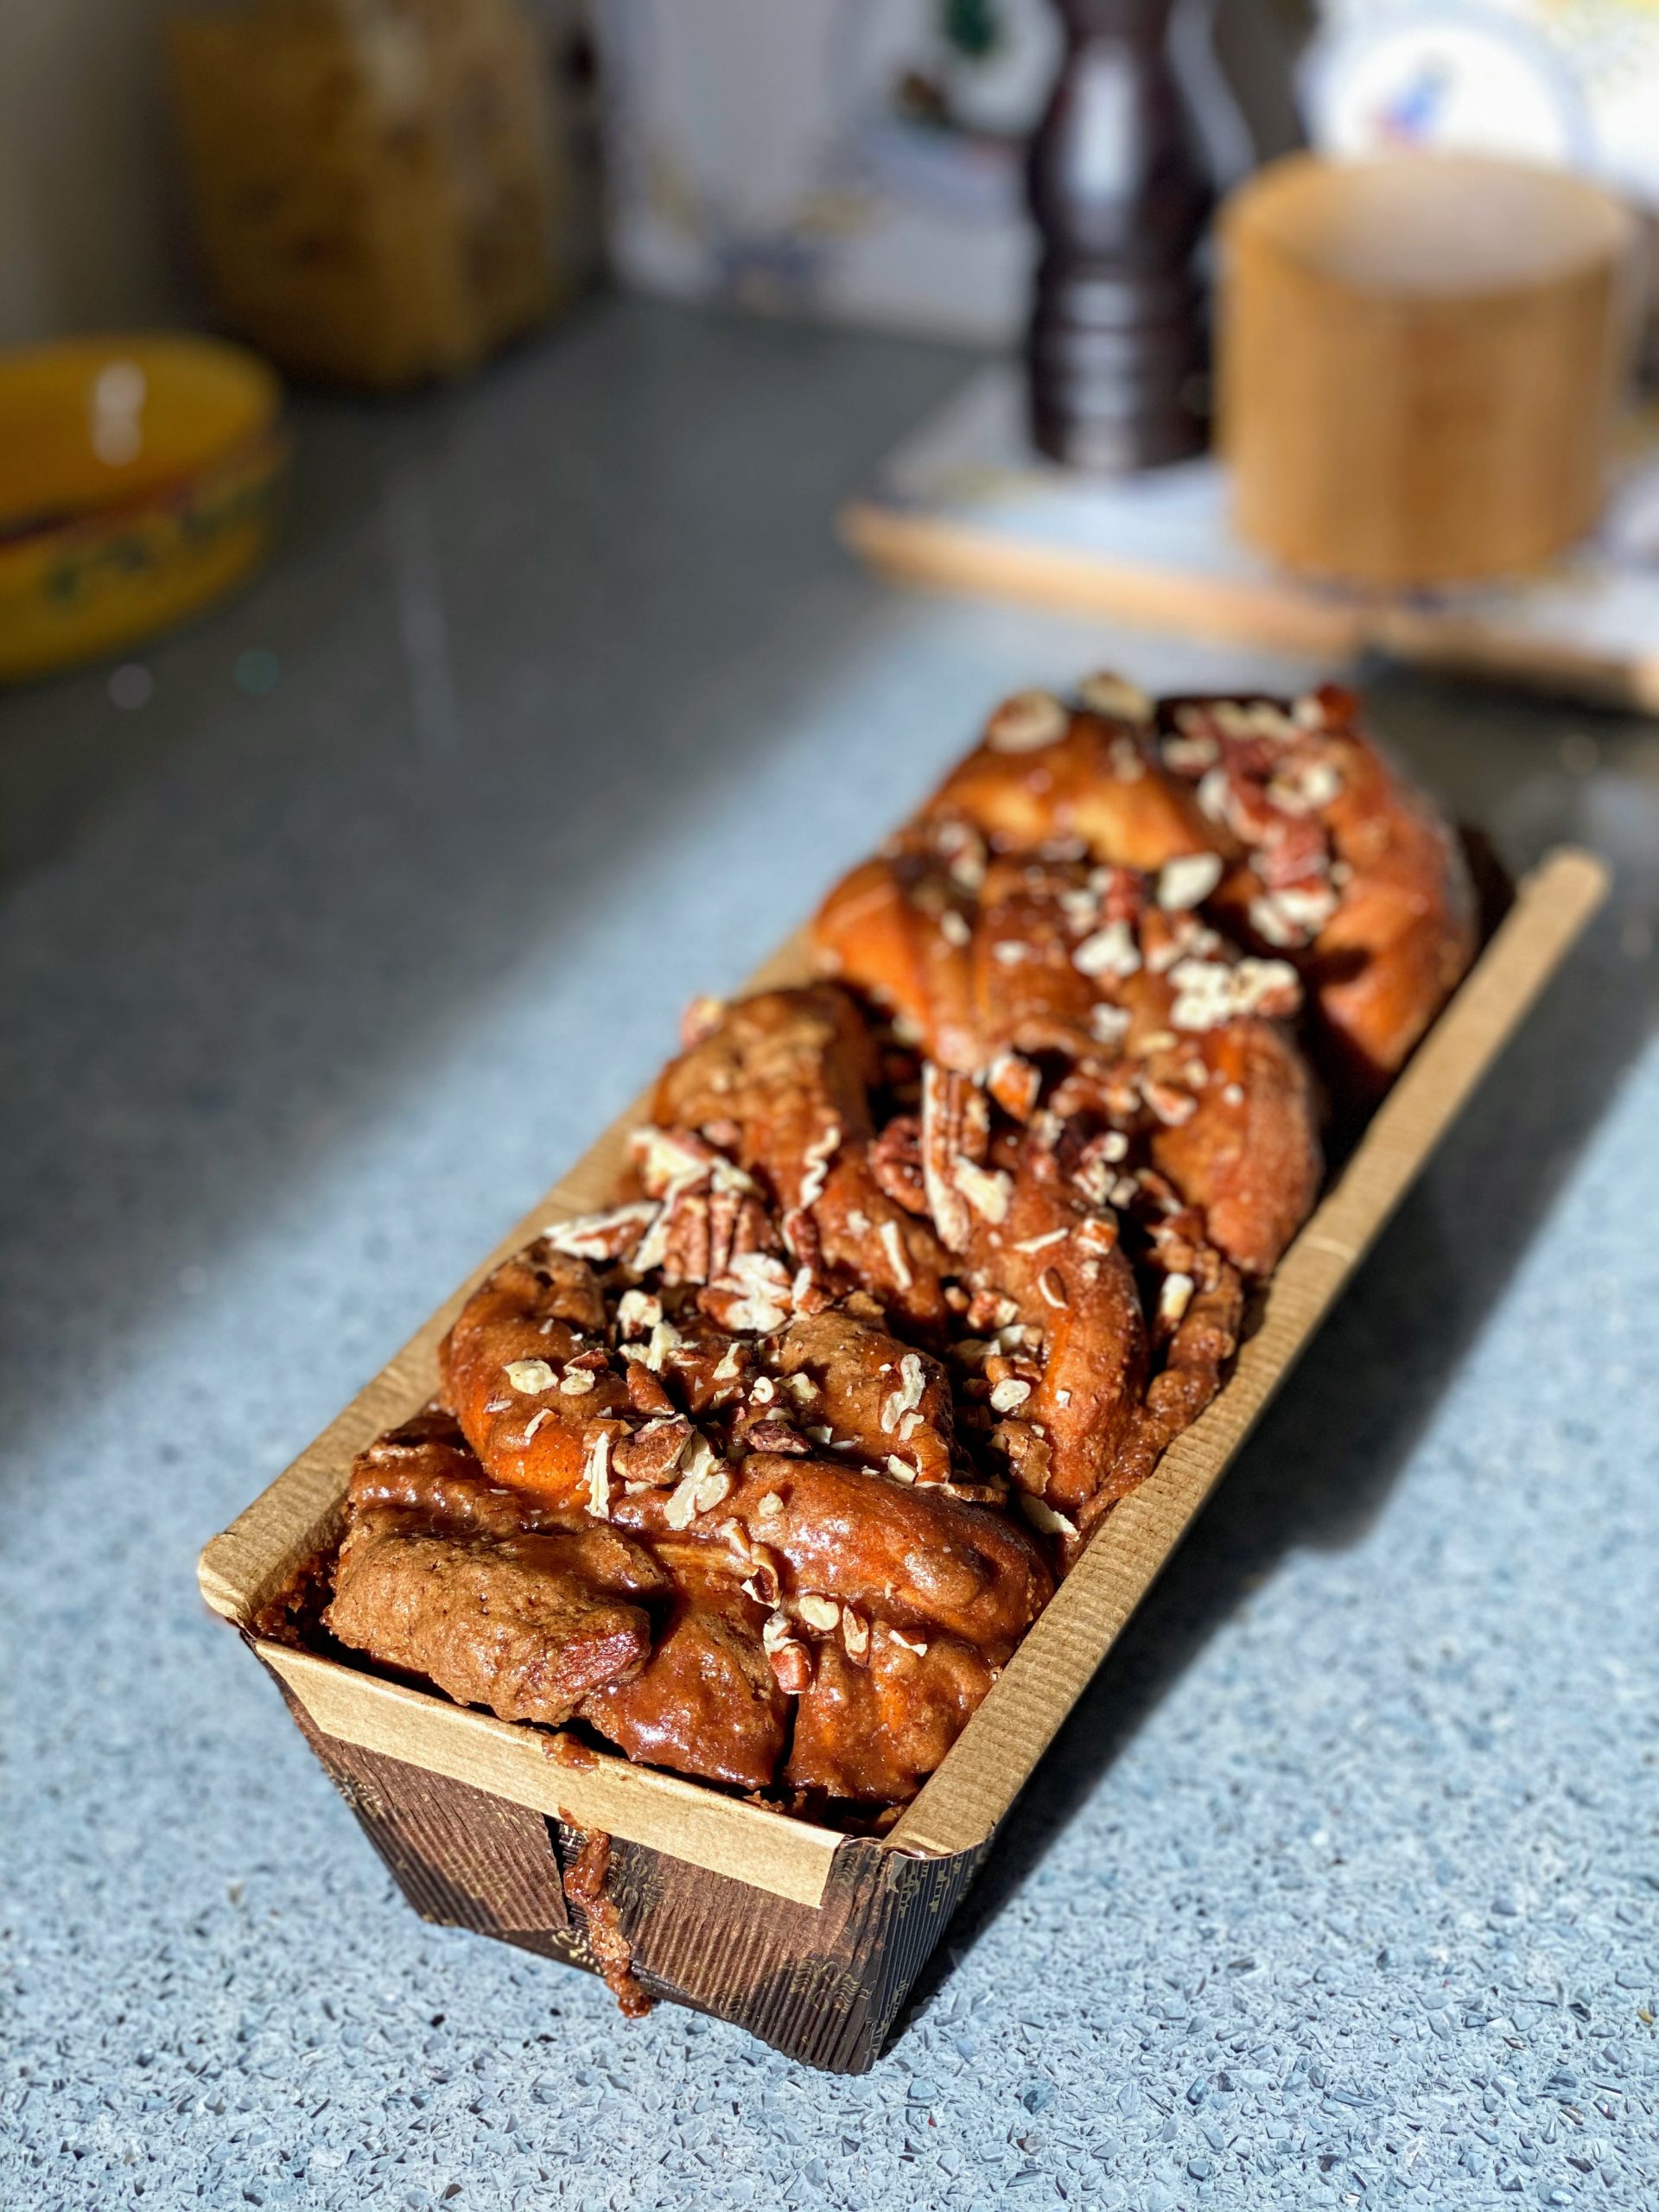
[3,300,1658,2211]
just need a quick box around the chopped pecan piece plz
[624,1360,677,1417]
[697,1250,795,1334]
[919,1064,994,1252]
[543,1202,660,1265]
[867,1113,928,1215]
[612,1414,693,1485]
[986,1051,1041,1122]
[743,1418,810,1456]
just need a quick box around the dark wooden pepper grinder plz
[1027,0,1212,471]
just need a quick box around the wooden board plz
[200,847,1608,2067]
[841,368,1659,712]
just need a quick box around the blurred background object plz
[836,0,1659,711]
[0,0,1651,364]
[531,0,608,298]
[594,0,1058,338]
[163,0,582,390]
[1301,0,1659,203]
[1300,0,1659,379]
[0,334,284,683]
[0,0,1654,691]
[1024,0,1212,472]
[1221,152,1638,587]
[0,0,184,347]
[593,0,1300,343]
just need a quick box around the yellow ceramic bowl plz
[0,334,287,683]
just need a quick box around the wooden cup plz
[1218,153,1638,588]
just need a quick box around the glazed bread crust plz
[322,677,1472,1815]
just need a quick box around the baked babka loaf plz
[321,680,1474,1820]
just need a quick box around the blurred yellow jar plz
[0,334,286,684]
[165,0,566,390]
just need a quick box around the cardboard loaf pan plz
[200,845,1607,2071]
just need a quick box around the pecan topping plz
[698,1251,794,1334]
[1077,671,1152,723]
[614,1288,662,1338]
[986,688,1068,753]
[1155,852,1223,912]
[762,1610,812,1694]
[504,1357,556,1394]
[877,1219,914,1290]
[797,1120,842,1211]
[986,1051,1041,1122]
[612,1415,693,1485]
[744,1418,810,1456]
[1073,918,1141,979]
[679,995,726,1048]
[544,1202,660,1264]
[624,1361,677,1417]
[1166,955,1300,1031]
[582,1429,612,1519]
[649,1181,779,1287]
[868,1114,928,1214]
[920,1064,1007,1251]
[1019,1492,1077,1539]
[663,1445,733,1529]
